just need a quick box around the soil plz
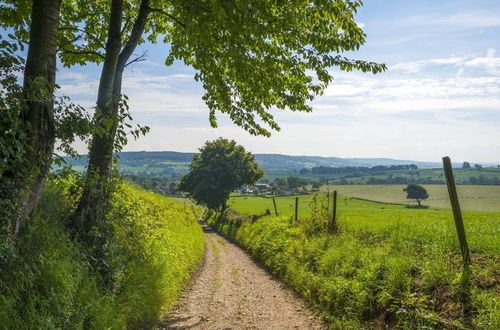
[159,222,326,330]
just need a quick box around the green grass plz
[213,194,500,328]
[0,178,204,329]
[318,184,500,211]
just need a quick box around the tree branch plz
[125,50,148,67]
[57,35,82,52]
[147,7,187,28]
[59,26,105,49]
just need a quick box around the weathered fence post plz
[442,156,471,266]
[295,197,299,222]
[272,197,278,216]
[330,190,338,233]
[326,191,330,212]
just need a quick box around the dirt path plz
[159,222,326,330]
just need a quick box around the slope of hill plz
[63,151,499,183]
[64,151,458,174]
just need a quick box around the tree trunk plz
[86,0,124,179]
[74,0,150,232]
[72,0,123,236]
[86,0,150,180]
[13,0,62,237]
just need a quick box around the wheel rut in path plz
[159,222,326,330]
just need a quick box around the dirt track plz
[159,222,326,330]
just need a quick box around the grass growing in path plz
[213,195,499,328]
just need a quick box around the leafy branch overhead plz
[52,0,385,137]
[164,0,387,136]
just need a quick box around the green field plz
[315,184,500,211]
[220,194,499,328]
[228,195,500,254]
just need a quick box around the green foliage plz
[0,175,204,329]
[164,0,386,136]
[287,175,307,189]
[214,195,499,328]
[404,184,429,206]
[179,138,263,210]
[46,0,385,137]
[0,36,29,259]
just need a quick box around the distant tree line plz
[310,164,418,175]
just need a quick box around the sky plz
[57,0,500,163]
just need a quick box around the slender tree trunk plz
[86,0,150,179]
[72,0,123,236]
[74,0,150,228]
[13,0,62,237]
[86,0,124,179]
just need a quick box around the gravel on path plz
[159,221,326,330]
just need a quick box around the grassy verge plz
[0,177,204,329]
[209,196,499,329]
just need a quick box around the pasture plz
[228,194,500,254]
[317,184,500,211]
[221,194,500,327]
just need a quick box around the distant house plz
[255,183,271,190]
[240,186,254,194]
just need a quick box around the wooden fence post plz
[295,197,299,222]
[272,197,278,216]
[442,156,471,266]
[330,190,337,233]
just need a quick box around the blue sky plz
[58,0,500,162]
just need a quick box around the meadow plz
[218,194,500,328]
[317,184,500,211]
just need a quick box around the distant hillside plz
[64,151,451,175]
[63,151,499,185]
[252,153,443,174]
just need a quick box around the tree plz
[178,138,263,211]
[299,168,310,175]
[71,0,385,185]
[474,164,482,170]
[462,162,471,169]
[287,176,306,189]
[0,0,62,237]
[404,184,428,207]
[69,0,153,231]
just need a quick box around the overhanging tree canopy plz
[162,0,386,136]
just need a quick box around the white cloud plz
[464,49,500,75]
[390,50,500,75]
[404,11,500,29]
[57,48,500,162]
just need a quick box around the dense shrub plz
[0,176,204,329]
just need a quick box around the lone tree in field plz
[404,184,429,207]
[178,138,263,211]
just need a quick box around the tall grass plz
[0,177,204,329]
[212,195,499,328]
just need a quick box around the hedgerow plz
[0,175,204,329]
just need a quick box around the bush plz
[0,175,204,329]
